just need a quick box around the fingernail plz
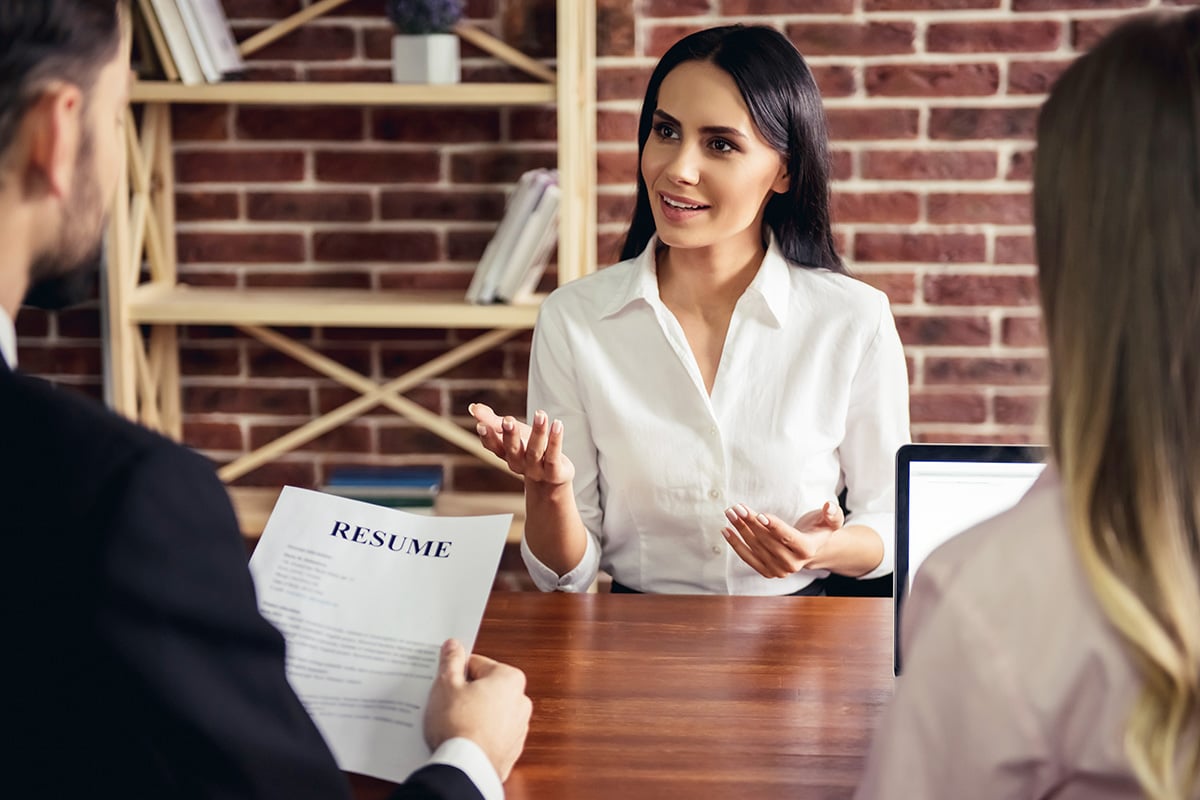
[535,410,546,425]
[502,418,514,431]
[721,528,732,538]
[735,504,749,518]
[468,403,476,414]
[476,423,487,435]
[757,513,770,525]
[551,419,563,435]
[724,507,738,524]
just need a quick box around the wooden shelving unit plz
[107,1,596,535]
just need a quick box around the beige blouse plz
[856,467,1152,799]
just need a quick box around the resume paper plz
[248,486,511,783]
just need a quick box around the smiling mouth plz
[660,194,709,211]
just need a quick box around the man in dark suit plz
[0,3,531,798]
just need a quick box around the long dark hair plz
[0,0,125,161]
[619,25,843,273]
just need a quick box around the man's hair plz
[0,0,125,160]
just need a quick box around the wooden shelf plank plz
[131,80,555,106]
[129,284,542,328]
[229,486,524,544]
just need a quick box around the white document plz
[248,486,511,783]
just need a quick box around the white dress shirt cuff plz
[845,512,894,580]
[425,737,504,800]
[520,532,599,592]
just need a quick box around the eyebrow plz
[652,109,748,140]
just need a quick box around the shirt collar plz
[600,232,792,328]
[0,305,16,369]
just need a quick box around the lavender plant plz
[385,0,464,35]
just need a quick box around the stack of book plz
[321,466,444,513]
[465,169,561,305]
[135,0,245,85]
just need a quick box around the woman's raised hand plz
[721,501,845,578]
[468,403,575,487]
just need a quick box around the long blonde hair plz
[1034,10,1200,797]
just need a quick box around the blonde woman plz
[855,9,1200,799]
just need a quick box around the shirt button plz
[711,545,722,555]
[709,426,718,436]
[709,489,721,499]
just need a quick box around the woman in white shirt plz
[470,25,910,595]
[857,10,1200,799]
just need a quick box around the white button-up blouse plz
[521,235,911,594]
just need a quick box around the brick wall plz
[15,0,1186,493]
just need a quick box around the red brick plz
[924,274,1039,306]
[812,65,856,98]
[645,24,699,59]
[728,0,852,9]
[641,0,712,15]
[910,390,988,424]
[247,344,372,379]
[867,0,995,8]
[237,65,299,82]
[866,63,999,97]
[178,273,238,288]
[250,423,372,453]
[926,21,1062,53]
[378,270,473,291]
[925,356,1046,385]
[245,271,372,289]
[228,461,317,490]
[177,233,306,264]
[315,150,441,183]
[236,108,363,141]
[176,151,306,183]
[827,108,919,141]
[861,150,997,181]
[447,230,495,262]
[449,150,557,183]
[183,421,245,452]
[1007,150,1034,181]
[1002,315,1045,347]
[448,387,528,417]
[381,189,506,221]
[599,192,636,225]
[598,0,636,57]
[895,314,992,346]
[509,109,556,141]
[832,192,920,224]
[855,233,986,264]
[56,307,102,338]
[247,191,372,222]
[372,109,501,143]
[857,272,916,304]
[786,22,915,57]
[1072,19,1122,51]
[13,309,49,338]
[830,150,853,181]
[180,346,240,375]
[914,431,1042,445]
[313,231,440,263]
[305,66,392,83]
[244,25,355,61]
[171,105,230,141]
[598,66,653,101]
[1014,0,1146,9]
[598,150,639,186]
[183,386,314,416]
[995,235,1035,265]
[176,191,240,222]
[378,425,464,455]
[928,193,1032,225]
[929,107,1038,140]
[598,110,638,142]
[450,463,524,493]
[1008,60,1070,95]
[17,345,102,375]
[994,393,1045,425]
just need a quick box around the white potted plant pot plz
[392,33,460,84]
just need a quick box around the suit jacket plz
[0,362,484,800]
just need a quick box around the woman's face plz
[640,59,789,256]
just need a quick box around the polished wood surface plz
[350,593,893,800]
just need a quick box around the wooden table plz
[350,593,894,800]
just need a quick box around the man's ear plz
[24,82,83,199]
